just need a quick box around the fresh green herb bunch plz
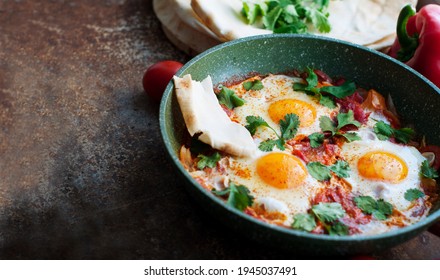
[242,0,331,34]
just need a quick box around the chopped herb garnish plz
[246,113,300,152]
[292,213,317,232]
[242,0,331,34]
[308,132,325,148]
[291,202,347,234]
[354,196,394,221]
[319,110,361,142]
[243,80,264,91]
[245,115,272,136]
[329,221,349,236]
[307,160,351,181]
[420,160,439,179]
[293,68,356,108]
[306,162,332,181]
[217,85,245,109]
[197,152,221,170]
[312,202,346,223]
[212,182,254,211]
[373,121,414,144]
[404,188,425,202]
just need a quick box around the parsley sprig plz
[373,121,414,144]
[242,0,331,34]
[293,68,357,108]
[217,85,245,109]
[306,160,351,181]
[292,202,348,236]
[354,196,393,220]
[245,114,300,152]
[212,182,254,211]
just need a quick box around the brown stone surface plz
[0,0,439,259]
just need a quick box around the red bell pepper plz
[388,4,440,89]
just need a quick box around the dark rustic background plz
[0,0,439,259]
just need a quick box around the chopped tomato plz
[337,92,370,124]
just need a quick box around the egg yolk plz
[357,151,408,183]
[256,153,307,189]
[268,99,316,127]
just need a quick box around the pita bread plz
[191,0,271,42]
[191,0,417,48]
[174,74,257,157]
[153,0,220,54]
[173,0,220,40]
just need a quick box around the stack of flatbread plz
[153,0,417,55]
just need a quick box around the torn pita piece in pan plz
[191,0,417,49]
[174,74,257,158]
[153,0,220,55]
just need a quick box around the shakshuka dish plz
[173,68,439,236]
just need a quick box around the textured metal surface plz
[0,0,439,259]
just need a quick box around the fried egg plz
[232,75,337,141]
[342,128,426,212]
[225,151,324,226]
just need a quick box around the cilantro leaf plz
[404,188,425,202]
[292,213,316,232]
[279,113,300,140]
[249,1,331,34]
[393,127,415,144]
[217,85,245,109]
[319,116,336,135]
[319,95,336,109]
[373,121,414,144]
[374,199,393,221]
[329,160,351,178]
[245,115,271,135]
[249,113,298,152]
[354,196,394,220]
[241,1,263,24]
[373,121,394,140]
[420,160,439,179]
[307,160,351,181]
[197,152,221,169]
[308,132,325,148]
[338,132,361,142]
[312,202,346,223]
[258,139,280,152]
[329,222,349,236]
[353,196,377,214]
[243,80,264,91]
[306,162,332,181]
[212,183,254,211]
[320,81,356,99]
[336,110,361,130]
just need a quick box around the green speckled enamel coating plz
[160,34,440,256]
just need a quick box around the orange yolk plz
[256,153,307,189]
[357,151,408,183]
[268,99,316,127]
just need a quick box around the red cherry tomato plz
[142,60,183,102]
